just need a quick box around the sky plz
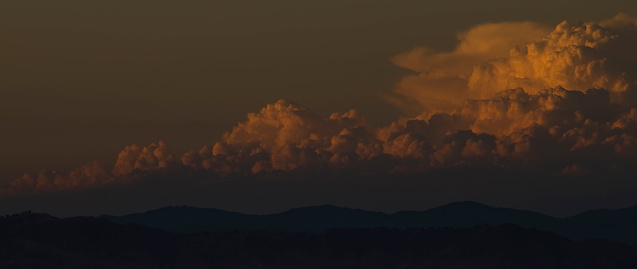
[1,1,637,217]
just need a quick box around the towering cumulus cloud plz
[2,14,636,196]
[182,99,377,175]
[392,13,637,112]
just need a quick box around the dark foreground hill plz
[2,212,637,269]
[103,201,637,246]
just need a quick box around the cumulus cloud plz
[182,99,378,176]
[180,86,636,176]
[3,88,636,196]
[2,14,637,196]
[113,141,177,176]
[0,141,179,196]
[1,161,116,196]
[392,13,637,113]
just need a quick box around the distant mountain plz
[561,205,637,246]
[389,201,561,230]
[102,201,637,246]
[102,205,392,233]
[3,212,637,269]
[101,205,259,233]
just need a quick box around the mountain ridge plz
[101,201,637,246]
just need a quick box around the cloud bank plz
[2,14,637,196]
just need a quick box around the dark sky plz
[1,1,636,217]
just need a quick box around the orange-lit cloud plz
[1,161,117,196]
[2,14,637,196]
[113,141,177,176]
[182,99,376,175]
[190,86,635,175]
[392,13,637,113]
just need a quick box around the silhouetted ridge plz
[101,201,562,234]
[101,201,637,246]
[261,205,390,232]
[103,205,258,233]
[3,211,59,225]
[391,201,560,230]
[561,205,637,246]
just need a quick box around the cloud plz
[3,87,636,196]
[1,161,116,196]
[0,141,179,196]
[113,141,177,176]
[182,99,377,176]
[182,87,636,177]
[392,13,637,113]
[2,15,637,197]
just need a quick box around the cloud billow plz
[2,14,637,196]
[392,13,637,112]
